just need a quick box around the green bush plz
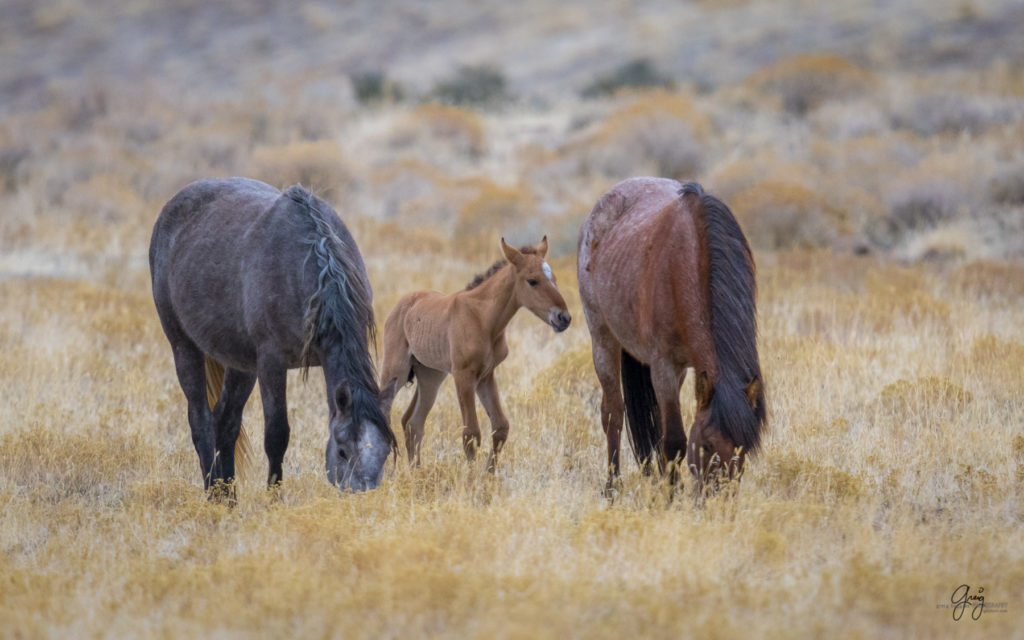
[350,71,404,104]
[431,65,509,107]
[582,58,674,98]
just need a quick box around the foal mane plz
[465,245,539,290]
[683,182,766,452]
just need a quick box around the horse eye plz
[527,279,539,287]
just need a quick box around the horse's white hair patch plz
[542,261,553,282]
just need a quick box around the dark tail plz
[204,356,253,478]
[621,350,662,474]
[682,182,766,453]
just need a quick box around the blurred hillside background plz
[2,1,1023,637]
[2,0,1023,277]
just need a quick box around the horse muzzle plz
[548,308,572,333]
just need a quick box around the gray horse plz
[149,177,397,494]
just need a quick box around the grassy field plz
[2,0,1023,637]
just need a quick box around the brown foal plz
[380,236,571,470]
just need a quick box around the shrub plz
[0,146,28,193]
[431,65,509,108]
[867,156,975,249]
[350,71,404,104]
[577,90,710,180]
[248,140,352,193]
[868,182,965,249]
[988,160,1024,204]
[581,58,674,98]
[745,53,875,115]
[731,180,840,249]
[390,103,486,160]
[876,376,972,424]
[454,181,536,257]
[952,260,1024,300]
[890,93,1004,136]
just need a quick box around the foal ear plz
[378,377,398,415]
[745,377,763,410]
[500,237,525,268]
[536,235,549,258]
[335,382,352,414]
[695,371,714,410]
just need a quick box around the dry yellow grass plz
[3,232,1022,637]
[3,0,1024,637]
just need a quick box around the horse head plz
[326,379,397,491]
[500,236,571,332]
[688,372,764,492]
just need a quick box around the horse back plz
[578,177,713,371]
[150,178,315,370]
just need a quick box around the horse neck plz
[318,333,378,408]
[459,264,520,339]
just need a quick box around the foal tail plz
[204,357,253,478]
[621,351,662,474]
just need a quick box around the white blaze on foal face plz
[542,261,554,286]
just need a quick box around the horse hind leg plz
[169,340,217,490]
[401,385,420,461]
[650,360,687,485]
[403,365,445,466]
[590,332,625,487]
[206,358,257,498]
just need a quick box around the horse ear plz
[335,382,351,414]
[695,371,714,410]
[537,235,549,258]
[379,377,398,415]
[500,237,524,268]
[745,377,762,409]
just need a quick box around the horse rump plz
[620,350,662,474]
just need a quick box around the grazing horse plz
[577,177,765,490]
[150,177,397,494]
[380,237,571,470]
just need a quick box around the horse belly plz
[404,295,453,373]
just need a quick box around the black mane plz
[684,181,766,452]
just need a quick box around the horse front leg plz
[453,369,482,462]
[651,360,687,486]
[476,371,510,473]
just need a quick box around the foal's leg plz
[403,366,445,465]
[401,386,419,458]
[171,342,217,489]
[476,371,510,473]
[453,368,482,461]
[651,360,687,484]
[257,356,290,487]
[591,334,625,483]
[210,367,257,489]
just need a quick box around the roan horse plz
[577,177,766,491]
[380,237,571,470]
[150,177,397,494]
